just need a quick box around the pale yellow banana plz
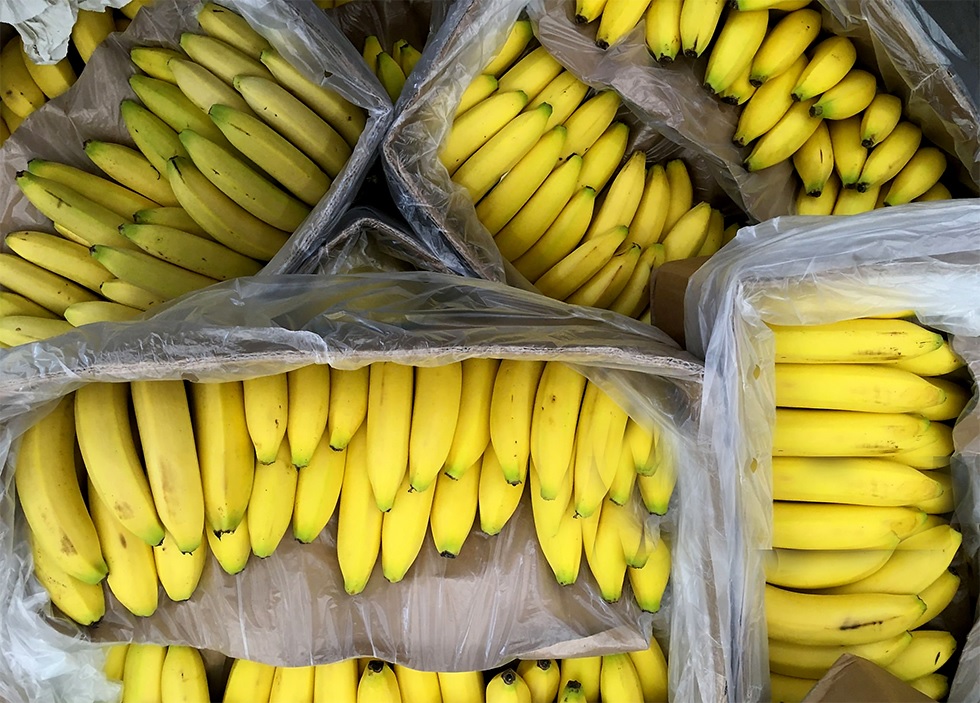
[479,445,526,536]
[679,0,726,58]
[884,147,947,206]
[576,122,629,193]
[529,71,589,131]
[409,362,463,492]
[130,46,182,83]
[769,318,943,363]
[704,9,769,94]
[855,121,922,192]
[326,366,369,450]
[860,93,903,147]
[768,633,912,679]
[154,529,206,601]
[490,359,547,484]
[90,245,218,300]
[0,38,46,118]
[444,357,499,479]
[84,140,180,208]
[207,519,251,574]
[809,69,876,119]
[286,364,331,467]
[792,36,857,101]
[749,9,821,86]
[645,0,683,62]
[366,361,414,511]
[336,427,382,594]
[771,456,943,506]
[560,91,621,161]
[430,461,481,557]
[292,434,346,543]
[733,55,807,146]
[483,20,534,77]
[4,231,112,293]
[498,46,564,102]
[197,2,270,58]
[100,278,166,311]
[441,91,529,175]
[381,475,435,582]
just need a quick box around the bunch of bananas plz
[15,358,674,627]
[442,20,739,319]
[0,3,367,348]
[760,315,969,702]
[103,636,668,702]
[363,36,422,101]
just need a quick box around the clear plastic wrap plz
[0,0,392,280]
[0,267,731,702]
[687,199,980,702]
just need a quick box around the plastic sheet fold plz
[688,200,980,702]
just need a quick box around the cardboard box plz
[802,655,933,702]
[650,256,710,351]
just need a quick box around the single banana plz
[313,660,357,703]
[796,174,839,215]
[336,427,383,594]
[773,408,934,456]
[625,163,670,247]
[696,208,726,256]
[534,226,628,299]
[883,147,946,206]
[440,91,529,175]
[121,99,189,177]
[528,72,589,131]
[792,36,857,101]
[530,461,582,585]
[596,0,655,50]
[584,151,647,240]
[769,318,943,363]
[704,9,769,94]
[749,9,821,86]
[444,357,499,479]
[912,570,960,629]
[763,541,897,590]
[733,55,808,145]
[717,63,757,105]
[135,207,210,237]
[488,359,546,485]
[292,433,346,543]
[628,533,671,612]
[72,9,115,63]
[772,456,943,506]
[768,633,913,679]
[247,438,298,558]
[179,32,273,85]
[224,659,277,703]
[382,475,436,582]
[15,396,107,584]
[679,0,726,58]
[0,291,57,318]
[366,361,414,511]
[0,316,74,345]
[599,654,644,702]
[129,46,183,83]
[791,121,833,196]
[860,93,903,147]
[745,98,822,171]
[661,201,713,261]
[197,2,270,58]
[559,90,621,161]
[392,665,441,703]
[498,46,564,102]
[160,646,210,702]
[90,245,219,300]
[377,52,407,101]
[581,501,629,602]
[809,69,877,119]
[765,583,926,646]
[153,529,207,601]
[21,46,76,99]
[517,660,560,703]
[129,74,232,148]
[409,362,463,492]
[28,531,104,626]
[27,157,159,221]
[566,243,641,308]
[168,58,253,121]
[206,519,251,575]
[735,0,811,7]
[919,377,970,422]
[456,74,498,117]
[487,669,532,703]
[775,362,947,413]
[855,121,922,192]
[2,103,24,132]
[558,658,602,703]
[286,364,331,467]
[627,638,668,703]
[4,231,111,293]
[84,140,180,208]
[483,19,534,76]
[893,422,954,469]
[575,0,609,23]
[270,666,316,703]
[826,116,867,188]
[363,35,383,73]
[908,673,948,699]
[769,673,818,701]
[609,244,663,318]
[480,448,527,536]
[103,644,129,682]
[437,671,485,703]
[513,184,596,281]
[576,122,630,193]
[430,462,481,557]
[100,278,166,311]
[119,223,262,281]
[891,339,963,376]
[772,501,927,549]
[660,159,693,233]
[530,361,587,497]
[914,468,954,514]
[645,0,683,62]
[121,645,168,703]
[608,433,639,503]
[0,38,47,118]
[0,114,9,143]
[326,366,369,450]
[131,380,205,553]
[400,44,423,77]
[244,373,288,464]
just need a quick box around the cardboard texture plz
[651,257,710,351]
[803,654,933,703]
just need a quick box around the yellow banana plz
[855,121,922,192]
[809,68,877,119]
[430,461,481,557]
[769,673,818,702]
[528,71,589,131]
[129,46,182,83]
[440,91,529,175]
[292,433,346,543]
[566,243,641,308]
[243,373,288,464]
[704,9,769,94]
[891,339,964,376]
[826,116,867,188]
[90,245,218,300]
[168,57,253,121]
[84,140,179,208]
[919,377,970,422]
[575,0,609,23]
[0,38,47,118]
[197,2,271,59]
[733,55,807,146]
[445,357,499,479]
[749,9,821,86]
[382,475,436,582]
[409,362,463,492]
[487,669,532,703]
[530,461,581,585]
[489,360,546,484]
[769,318,943,363]
[717,63,757,105]
[247,438,298,558]
[336,427,383,594]
[270,666,316,703]
[773,408,934,456]
[745,99,822,171]
[768,633,913,679]
[599,654,644,702]
[792,36,857,101]
[121,99,189,177]
[377,52,407,101]
[179,32,272,85]
[893,422,954,469]
[103,644,129,681]
[912,570,960,629]
[483,20,534,76]
[65,299,139,326]
[26,157,157,220]
[100,278,166,311]
[2,103,23,132]
[679,0,726,58]
[860,93,903,147]
[534,226,627,298]
[628,534,671,612]
[791,121,833,196]
[456,74,498,117]
[0,291,57,319]
[161,646,210,703]
[559,657,601,703]
[4,231,111,293]
[517,660,560,703]
[72,9,115,63]
[207,519,251,575]
[696,208,725,256]
[559,90,621,161]
[530,361,587,496]
[883,147,946,206]
[392,665,441,703]
[0,316,74,345]
[772,456,943,506]
[0,115,9,143]
[596,0,654,50]
[366,361,414,511]
[774,362,947,413]
[796,174,839,215]
[584,151,647,240]
[363,36,383,73]
[21,48,76,100]
[772,501,927,549]
[400,44,423,77]
[437,671,485,703]
[313,660,357,703]
[130,74,231,149]
[134,207,210,237]
[581,501,628,602]
[577,122,630,193]
[627,638,668,703]
[645,0,683,62]
[908,673,948,700]
[326,366,369,450]
[119,223,261,281]
[915,468,953,514]
[498,46,564,101]
[763,543,897,590]
[659,159,693,233]
[121,645,167,703]
[286,364,331,467]
[479,447,525,536]
[513,184,596,281]
[153,529,206,601]
[28,531,104,626]
[661,201,712,261]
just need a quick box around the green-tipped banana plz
[90,245,219,300]
[119,223,263,280]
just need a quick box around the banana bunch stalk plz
[762,315,970,702]
[363,36,422,101]
[104,637,669,702]
[0,3,367,348]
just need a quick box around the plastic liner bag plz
[532,0,980,221]
[383,0,742,283]
[0,270,728,703]
[0,0,131,64]
[686,200,980,702]
[0,0,392,280]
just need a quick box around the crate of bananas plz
[0,271,726,701]
[687,200,980,702]
[0,0,391,348]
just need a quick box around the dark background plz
[920,0,980,105]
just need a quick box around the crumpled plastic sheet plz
[686,199,980,702]
[383,0,741,284]
[1,0,130,64]
[532,0,979,218]
[0,267,726,703]
[0,0,392,280]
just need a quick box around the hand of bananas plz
[0,2,367,349]
[363,35,422,101]
[759,315,968,702]
[103,637,669,703]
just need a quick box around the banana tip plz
[596,39,609,50]
[809,106,822,117]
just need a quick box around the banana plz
[769,318,943,363]
[772,502,927,549]
[791,121,833,196]
[72,9,115,63]
[153,529,206,601]
[530,462,581,584]
[893,422,954,469]
[638,434,677,515]
[131,380,205,553]
[0,38,47,119]
[366,361,414,511]
[0,316,74,345]
[660,159,693,234]
[363,36,383,74]
[915,468,954,514]
[628,534,671,612]
[233,75,352,179]
[476,125,567,235]
[382,475,436,582]
[4,231,111,293]
[21,47,76,99]
[166,155,289,260]
[121,99,189,177]
[913,570,960,629]
[517,660,560,703]
[581,501,628,602]
[454,103,553,201]
[625,417,658,476]
[559,91,621,161]
[259,48,367,147]
[572,383,610,517]
[769,633,913,679]
[26,157,158,218]
[596,0,655,50]
[908,673,949,700]
[75,383,165,546]
[826,116,867,188]
[243,373,288,464]
[792,36,857,101]
[488,360,546,485]
[292,433,345,543]
[704,9,769,94]
[119,223,262,281]
[197,3,270,58]
[855,121,922,192]
[528,72,589,131]
[336,427,383,594]
[487,669,532,703]
[628,638,668,703]
[0,115,9,143]
[891,339,963,376]
[121,645,167,703]
[886,630,959,682]
[313,660,358,703]
[400,44,423,77]
[599,654,644,702]
[679,0,726,58]
[497,156,585,263]
[247,437,298,558]
[392,665,441,703]
[769,673,817,702]
[584,151,647,240]
[2,103,24,132]
[409,362,463,492]
[696,208,725,256]
[130,47,183,83]
[745,99,822,171]
[565,243,640,307]
[535,226,627,299]
[626,163,670,247]
[430,460,481,557]
[0,291,56,318]
[445,357,499,479]
[129,75,232,148]
[772,456,943,506]
[15,171,134,249]
[809,69,876,119]
[179,32,273,85]
[498,47,564,102]
[766,583,926,646]
[100,278,166,311]
[763,543,897,590]
[84,141,180,208]
[775,363,947,413]
[188,380,254,534]
[135,207,210,237]
[90,245,218,300]
[440,91,529,175]
[883,147,946,206]
[733,55,807,145]
[168,58,252,121]
[28,528,105,626]
[161,646,210,703]
[270,666,316,703]
[773,407,936,457]
[645,0,683,63]
[575,0,609,23]
[377,53,407,101]
[717,63,757,105]
[88,482,159,617]
[860,93,903,147]
[103,644,129,681]
[457,74,498,117]
[119,0,154,19]
[437,671,485,703]
[286,364,331,467]
[559,657,602,703]
[577,122,630,193]
[795,175,838,214]
[661,202,712,261]
[207,519,250,574]
[483,20,534,77]
[15,396,107,584]
[749,9,821,86]
[558,681,587,703]
[326,366,369,450]
[735,0,811,7]
[530,361,587,498]
[919,378,970,421]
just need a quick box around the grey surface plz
[920,0,980,107]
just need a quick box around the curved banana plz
[560,91,621,161]
[487,669,532,703]
[4,231,110,293]
[891,339,963,376]
[530,462,582,585]
[763,543,896,590]
[243,372,288,464]
[1,38,46,118]
[599,654,644,702]
[628,534,670,612]
[769,633,912,679]
[566,243,640,307]
[313,660,358,703]
[535,226,627,299]
[919,377,970,422]
[382,475,436,582]
[168,57,252,120]
[160,646,210,702]
[28,528,104,626]
[207,519,251,575]
[430,460,481,558]
[912,570,959,629]
[22,47,76,100]
[773,408,934,456]
[733,55,807,146]
[488,360,546,485]
[27,157,157,221]
[559,657,601,703]
[336,427,383,594]
[645,0,683,63]
[826,116,867,188]
[480,447,528,535]
[286,364,331,467]
[121,99,189,177]
[791,121,833,196]
[84,140,179,208]
[119,223,262,281]
[679,0,726,58]
[530,361,587,496]
[513,184,595,281]
[134,207,210,237]
[577,122,630,193]
[584,151,647,240]
[326,366,369,450]
[704,9,769,94]
[457,74,498,117]
[247,437,298,558]
[796,174,839,215]
[90,244,218,300]
[129,74,231,149]
[892,421,954,469]
[0,291,56,319]
[772,456,943,506]
[484,20,534,76]
[0,315,74,345]
[437,671,485,703]
[440,91,529,175]
[445,357,499,479]
[224,660,277,703]
[883,147,946,206]
[292,434,346,543]
[860,93,903,147]
[517,659,560,703]
[103,644,129,682]
[809,69,877,119]
[197,2,270,58]
[121,645,168,703]
[270,666,316,703]
[377,53,406,101]
[775,362,946,413]
[154,529,206,601]
[745,99,822,171]
[885,631,955,681]
[769,318,943,363]
[409,362,463,492]
[661,159,693,233]
[366,361,414,511]
[596,0,654,50]
[100,278,166,311]
[498,46,564,102]
[179,32,273,85]
[717,63,757,105]
[392,665,441,703]
[529,72,589,131]
[749,9,821,86]
[792,36,857,101]
[855,121,922,192]
[772,501,927,549]
[129,46,182,83]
